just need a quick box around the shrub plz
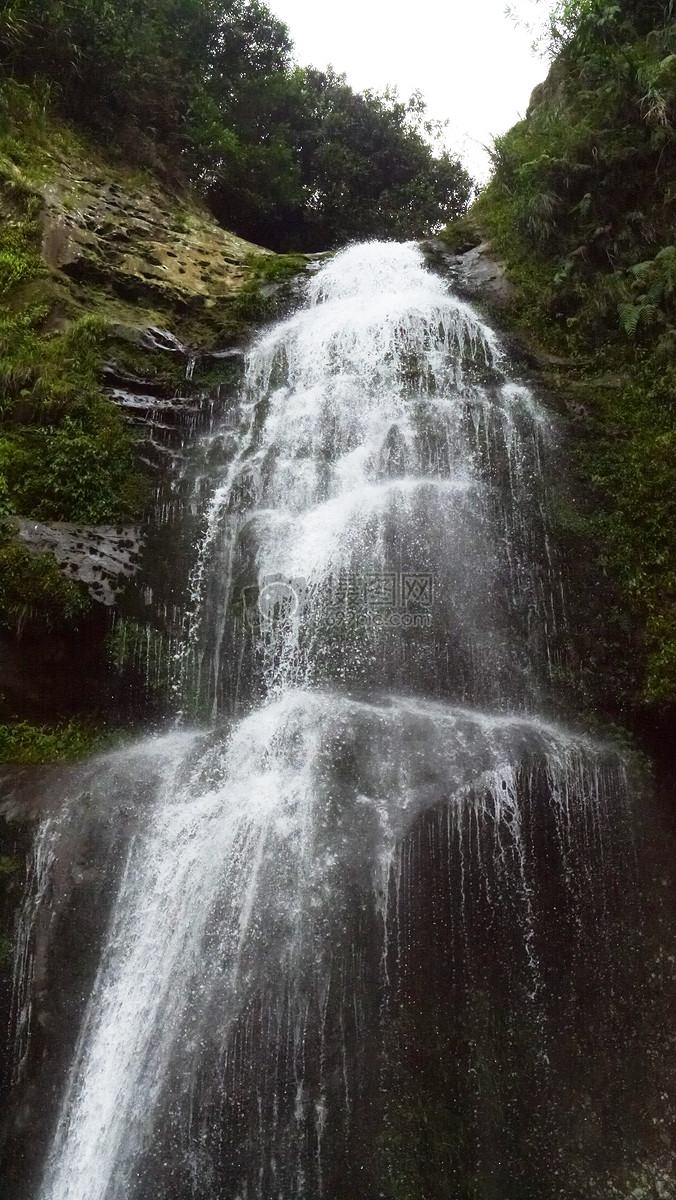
[0,540,91,636]
[0,719,108,763]
[456,0,676,708]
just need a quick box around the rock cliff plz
[0,116,307,737]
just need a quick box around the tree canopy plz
[0,0,473,249]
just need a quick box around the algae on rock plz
[0,85,306,748]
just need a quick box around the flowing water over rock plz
[4,243,675,1200]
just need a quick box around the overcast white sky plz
[268,0,551,179]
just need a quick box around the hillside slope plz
[443,0,676,739]
[0,88,303,756]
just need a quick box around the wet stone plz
[12,520,144,606]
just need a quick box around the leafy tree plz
[0,0,473,248]
[0,0,289,153]
[538,0,676,51]
[206,67,473,250]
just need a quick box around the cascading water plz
[182,243,561,716]
[5,243,675,1200]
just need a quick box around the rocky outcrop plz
[421,237,516,310]
[451,241,516,308]
[10,520,144,607]
[0,130,305,733]
[39,164,270,314]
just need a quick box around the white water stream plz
[12,243,650,1200]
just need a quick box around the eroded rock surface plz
[453,241,516,308]
[40,172,270,308]
[11,520,144,606]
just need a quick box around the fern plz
[630,260,656,281]
[617,302,658,335]
[618,303,643,335]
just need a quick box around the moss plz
[105,618,174,697]
[171,212,190,234]
[0,719,114,764]
[245,251,307,283]
[0,178,148,523]
[445,4,676,711]
[436,214,482,256]
[104,335,189,392]
[0,210,44,294]
[0,854,19,879]
[0,539,91,636]
[372,994,502,1200]
[230,251,307,323]
[190,360,243,390]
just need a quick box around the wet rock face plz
[40,174,269,307]
[11,521,144,608]
[0,765,146,1200]
[453,240,517,307]
[421,237,516,310]
[102,334,246,472]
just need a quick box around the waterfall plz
[181,242,559,716]
[7,243,673,1200]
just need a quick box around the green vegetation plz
[229,249,308,321]
[447,0,676,708]
[0,719,111,763]
[0,854,19,967]
[245,251,308,283]
[0,854,18,878]
[105,617,174,699]
[0,539,90,636]
[0,0,473,251]
[0,142,147,527]
[0,154,138,634]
